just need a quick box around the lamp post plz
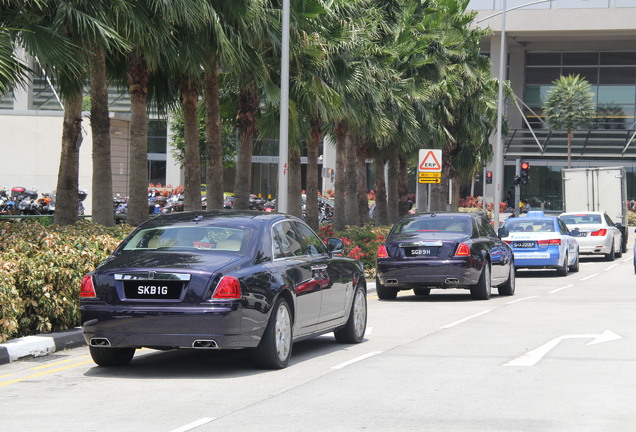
[477,0,553,230]
[277,0,290,213]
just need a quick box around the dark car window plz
[504,218,554,233]
[292,221,328,256]
[123,226,247,251]
[604,213,615,226]
[272,221,305,258]
[558,219,570,235]
[394,216,471,235]
[478,218,497,237]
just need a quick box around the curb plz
[0,328,85,365]
[0,282,376,366]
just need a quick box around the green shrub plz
[0,220,133,342]
[318,223,390,278]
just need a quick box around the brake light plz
[213,276,242,299]
[591,229,607,236]
[455,243,470,256]
[537,239,561,246]
[377,245,389,258]
[80,275,96,298]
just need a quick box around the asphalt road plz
[1,253,635,432]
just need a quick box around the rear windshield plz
[392,216,471,235]
[560,214,601,224]
[122,226,249,252]
[504,218,555,233]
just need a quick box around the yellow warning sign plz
[418,172,442,178]
[418,178,441,184]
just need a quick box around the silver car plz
[559,211,623,261]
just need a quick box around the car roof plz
[138,210,295,228]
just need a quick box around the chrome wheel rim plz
[352,289,367,338]
[275,303,292,362]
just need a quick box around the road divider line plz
[441,310,493,329]
[30,355,90,371]
[506,296,538,305]
[580,273,599,281]
[0,373,14,379]
[168,417,216,432]
[604,263,619,271]
[365,327,373,336]
[331,351,381,370]
[549,284,573,294]
[0,360,93,387]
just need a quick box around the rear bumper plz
[81,304,259,349]
[376,258,481,288]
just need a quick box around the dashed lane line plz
[0,360,93,388]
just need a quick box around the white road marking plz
[331,351,381,370]
[549,284,573,294]
[506,296,538,305]
[441,310,493,329]
[504,330,622,367]
[168,418,216,432]
[365,327,373,336]
[604,263,619,271]
[580,273,599,281]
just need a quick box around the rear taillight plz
[455,243,470,256]
[80,275,96,298]
[537,239,561,246]
[591,229,607,236]
[213,276,242,299]
[377,245,389,258]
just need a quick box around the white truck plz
[562,166,629,253]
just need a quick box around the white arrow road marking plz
[504,330,622,367]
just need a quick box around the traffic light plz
[520,161,530,185]
[486,171,493,184]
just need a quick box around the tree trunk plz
[181,79,201,212]
[89,48,113,226]
[397,154,410,218]
[305,118,320,231]
[567,129,572,169]
[234,83,258,210]
[54,93,82,226]
[288,145,302,218]
[355,140,369,226]
[387,152,399,224]
[333,121,346,231]
[344,133,359,226]
[205,61,224,210]
[126,56,149,227]
[374,155,388,226]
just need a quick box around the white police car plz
[500,211,579,276]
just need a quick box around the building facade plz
[471,0,636,209]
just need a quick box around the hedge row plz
[0,221,133,342]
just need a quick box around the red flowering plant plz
[317,223,391,278]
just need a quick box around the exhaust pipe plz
[445,278,460,284]
[385,279,399,285]
[192,339,218,349]
[90,338,111,347]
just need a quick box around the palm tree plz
[543,74,596,169]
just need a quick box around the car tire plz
[498,264,515,296]
[556,253,568,276]
[89,346,135,367]
[252,297,293,369]
[568,250,580,272]
[616,241,623,258]
[334,283,367,344]
[605,241,616,261]
[470,262,491,300]
[413,288,431,296]
[376,277,398,300]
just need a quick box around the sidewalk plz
[0,281,377,365]
[0,328,85,366]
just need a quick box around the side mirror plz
[497,227,509,238]
[615,222,624,228]
[327,238,345,255]
[570,228,580,236]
